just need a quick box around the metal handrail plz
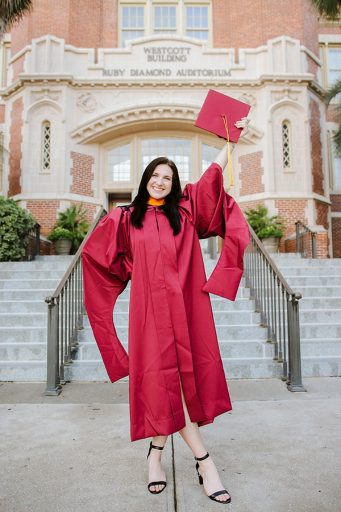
[295,221,316,258]
[244,224,306,392]
[44,207,107,395]
[25,223,41,260]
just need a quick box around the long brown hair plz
[129,157,182,236]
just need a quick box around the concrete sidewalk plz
[1,378,340,512]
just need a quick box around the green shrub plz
[53,203,90,253]
[47,227,73,241]
[0,196,36,261]
[245,205,285,239]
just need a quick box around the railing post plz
[44,296,62,395]
[287,293,306,392]
[36,224,40,257]
[295,221,300,255]
[311,232,317,259]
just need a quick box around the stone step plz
[278,267,341,276]
[300,356,341,377]
[299,309,341,323]
[78,323,268,342]
[296,286,341,297]
[300,323,341,338]
[73,339,274,361]
[222,358,283,379]
[300,339,341,357]
[0,300,47,313]
[82,310,262,327]
[0,361,47,381]
[0,279,60,290]
[285,276,341,286]
[0,342,47,361]
[0,289,53,301]
[0,327,46,343]
[299,297,341,309]
[0,257,72,271]
[0,313,47,327]
[0,270,66,279]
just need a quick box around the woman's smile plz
[147,163,173,199]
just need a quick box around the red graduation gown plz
[82,162,250,442]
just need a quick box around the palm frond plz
[311,0,341,18]
[324,79,341,104]
[0,0,32,28]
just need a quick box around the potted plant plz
[47,227,73,255]
[245,205,285,253]
[55,203,90,254]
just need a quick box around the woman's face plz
[146,164,173,199]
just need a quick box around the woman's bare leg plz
[147,434,168,492]
[177,382,230,502]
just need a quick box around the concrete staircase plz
[271,253,341,377]
[1,253,341,381]
[0,255,73,381]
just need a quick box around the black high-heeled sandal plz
[147,441,167,494]
[194,452,231,504]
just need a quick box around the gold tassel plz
[221,115,234,187]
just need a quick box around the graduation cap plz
[194,89,251,187]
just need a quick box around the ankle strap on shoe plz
[195,452,209,461]
[150,443,164,450]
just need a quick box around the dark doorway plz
[108,192,132,211]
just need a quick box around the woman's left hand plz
[235,117,250,138]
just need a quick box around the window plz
[41,121,51,173]
[121,6,145,46]
[153,5,177,34]
[282,121,291,170]
[185,5,208,42]
[331,137,341,191]
[120,1,211,46]
[141,137,191,181]
[328,47,341,86]
[201,142,219,172]
[108,143,131,181]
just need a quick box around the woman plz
[82,123,250,504]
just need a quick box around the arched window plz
[282,121,291,170]
[41,120,51,173]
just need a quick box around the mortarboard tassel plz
[221,115,234,188]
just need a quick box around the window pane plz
[202,143,219,173]
[154,6,176,29]
[122,30,144,46]
[328,48,341,85]
[122,6,144,28]
[108,143,131,181]
[141,138,191,181]
[332,140,341,190]
[186,30,208,41]
[186,6,208,29]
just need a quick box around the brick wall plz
[310,99,324,196]
[331,194,341,212]
[26,200,60,237]
[275,199,308,251]
[332,218,341,258]
[70,152,94,196]
[238,151,264,196]
[8,98,23,196]
[10,0,118,54]
[315,199,329,229]
[213,0,319,54]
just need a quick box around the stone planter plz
[54,239,72,255]
[261,236,280,253]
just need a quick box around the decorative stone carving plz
[272,87,300,102]
[77,93,98,112]
[31,88,61,102]
[238,93,257,107]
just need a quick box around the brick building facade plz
[0,0,340,256]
